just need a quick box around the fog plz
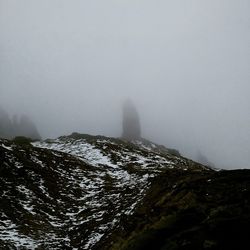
[1,0,249,169]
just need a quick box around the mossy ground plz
[97,169,250,250]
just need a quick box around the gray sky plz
[0,0,250,169]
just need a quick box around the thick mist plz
[0,0,249,169]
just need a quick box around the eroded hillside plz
[0,133,207,249]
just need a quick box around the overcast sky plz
[0,0,249,169]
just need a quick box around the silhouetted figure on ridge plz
[122,99,141,140]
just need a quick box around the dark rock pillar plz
[122,99,141,140]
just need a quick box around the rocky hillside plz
[0,133,249,249]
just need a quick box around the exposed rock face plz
[196,150,215,168]
[0,108,13,139]
[15,115,41,140]
[122,100,141,140]
[0,108,40,140]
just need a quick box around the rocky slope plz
[0,133,249,249]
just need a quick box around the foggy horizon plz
[1,0,249,169]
